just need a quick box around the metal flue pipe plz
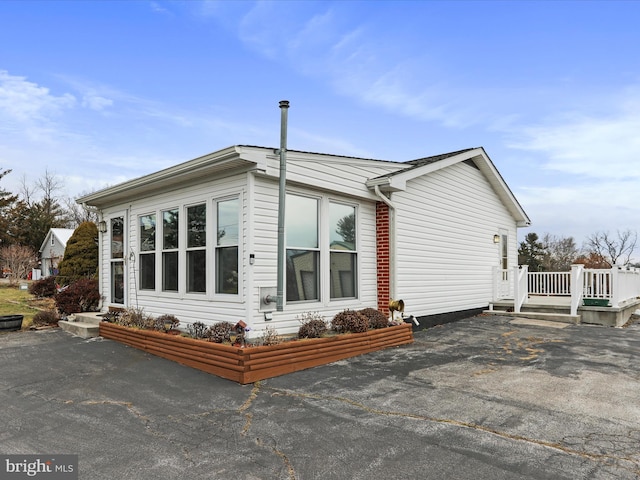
[276,100,289,311]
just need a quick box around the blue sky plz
[1,0,639,246]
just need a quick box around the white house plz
[39,228,74,277]
[76,145,530,335]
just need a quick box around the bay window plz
[139,214,156,290]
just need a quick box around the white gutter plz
[374,185,397,300]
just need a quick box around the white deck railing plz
[494,264,640,316]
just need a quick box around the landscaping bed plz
[99,322,414,384]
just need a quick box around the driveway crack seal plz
[238,382,260,436]
[266,387,640,475]
[255,437,296,480]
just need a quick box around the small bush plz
[298,319,328,339]
[116,308,153,329]
[54,278,101,315]
[261,325,281,346]
[359,308,389,329]
[187,321,209,339]
[153,314,180,332]
[207,321,234,343]
[28,276,58,298]
[32,310,60,327]
[331,309,369,333]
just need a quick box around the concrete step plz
[484,309,581,325]
[58,312,103,338]
[58,320,100,338]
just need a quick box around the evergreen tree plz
[0,169,18,246]
[57,222,99,284]
[518,232,545,271]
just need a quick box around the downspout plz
[373,185,396,301]
[275,100,289,312]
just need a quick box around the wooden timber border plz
[99,322,414,384]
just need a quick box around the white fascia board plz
[77,146,257,208]
[473,148,531,227]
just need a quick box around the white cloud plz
[0,70,76,122]
[509,109,640,180]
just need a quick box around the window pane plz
[216,246,238,294]
[330,203,356,251]
[217,198,239,246]
[286,194,318,248]
[163,209,179,249]
[330,252,357,298]
[187,204,206,248]
[163,251,178,291]
[140,214,156,252]
[111,262,124,304]
[187,250,206,293]
[139,253,155,290]
[111,217,124,259]
[286,249,319,301]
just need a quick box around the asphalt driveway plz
[1,315,640,479]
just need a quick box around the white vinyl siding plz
[393,161,516,315]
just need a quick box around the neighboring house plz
[39,228,74,277]
[76,145,530,335]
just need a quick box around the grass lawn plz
[0,282,55,330]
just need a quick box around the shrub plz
[116,308,153,329]
[32,310,60,327]
[57,222,99,284]
[187,321,208,339]
[54,278,101,315]
[28,276,58,298]
[359,308,389,329]
[207,321,234,343]
[298,319,328,339]
[331,309,369,333]
[153,314,180,332]
[261,325,281,346]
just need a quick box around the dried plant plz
[207,321,234,343]
[187,321,208,340]
[298,319,328,339]
[153,314,180,332]
[261,325,281,346]
[331,309,369,333]
[117,308,153,328]
[359,308,389,329]
[32,310,60,327]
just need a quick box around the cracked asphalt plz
[1,315,640,479]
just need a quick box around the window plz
[162,209,179,292]
[216,198,239,294]
[139,214,156,290]
[329,203,357,298]
[286,194,319,302]
[186,203,206,293]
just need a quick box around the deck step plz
[484,309,580,324]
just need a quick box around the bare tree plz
[63,195,98,228]
[584,230,637,267]
[541,233,579,271]
[0,244,37,286]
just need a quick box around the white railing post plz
[514,265,528,313]
[611,264,621,307]
[570,264,584,316]
[492,265,498,302]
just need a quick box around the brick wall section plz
[376,202,390,315]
